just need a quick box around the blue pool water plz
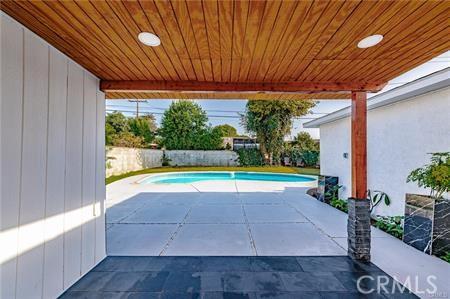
[140,171,316,184]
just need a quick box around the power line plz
[106,104,329,115]
[105,108,320,120]
[107,104,244,114]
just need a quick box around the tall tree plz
[215,124,238,137]
[242,100,315,164]
[128,114,157,146]
[106,111,128,134]
[159,101,223,150]
[293,131,319,151]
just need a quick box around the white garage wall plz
[1,12,106,299]
[320,87,450,216]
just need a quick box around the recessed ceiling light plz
[138,32,160,47]
[357,34,383,48]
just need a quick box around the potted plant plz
[403,152,449,255]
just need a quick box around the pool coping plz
[134,171,319,185]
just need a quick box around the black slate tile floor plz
[59,256,418,299]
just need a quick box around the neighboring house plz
[304,68,450,217]
[222,136,259,151]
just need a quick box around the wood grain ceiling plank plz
[371,1,446,60]
[77,1,165,81]
[135,0,190,81]
[287,0,346,81]
[1,2,108,80]
[12,1,128,80]
[301,60,333,82]
[238,0,266,82]
[186,0,214,81]
[310,59,345,82]
[350,1,435,61]
[265,1,326,82]
[152,0,197,80]
[335,1,442,82]
[246,0,282,81]
[338,0,413,60]
[202,0,222,82]
[103,0,181,81]
[378,44,449,85]
[315,1,382,60]
[218,0,234,82]
[170,0,205,81]
[303,0,361,61]
[55,0,150,80]
[369,31,450,82]
[342,8,448,82]
[336,3,445,82]
[230,0,249,82]
[322,0,396,60]
[252,0,298,82]
[381,42,450,83]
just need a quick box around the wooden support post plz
[351,91,367,199]
[348,91,370,261]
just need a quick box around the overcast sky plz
[106,51,449,139]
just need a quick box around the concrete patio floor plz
[105,174,450,299]
[106,175,344,256]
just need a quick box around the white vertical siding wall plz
[1,12,106,298]
[319,87,450,216]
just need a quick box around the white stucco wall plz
[1,13,106,299]
[320,87,450,216]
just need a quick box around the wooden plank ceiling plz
[2,0,448,100]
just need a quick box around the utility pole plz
[128,100,148,118]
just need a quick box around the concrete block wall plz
[166,150,238,167]
[106,147,163,177]
[105,148,239,177]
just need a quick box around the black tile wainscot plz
[404,194,450,255]
[317,175,339,204]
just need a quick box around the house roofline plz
[304,68,450,128]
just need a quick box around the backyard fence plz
[106,147,238,177]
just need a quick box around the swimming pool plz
[139,171,317,184]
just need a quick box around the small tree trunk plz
[259,141,270,165]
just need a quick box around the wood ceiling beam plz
[100,80,387,94]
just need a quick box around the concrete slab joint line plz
[347,198,371,262]
[241,204,258,256]
[159,206,194,256]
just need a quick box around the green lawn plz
[106,166,320,185]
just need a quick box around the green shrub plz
[237,148,264,166]
[407,152,449,199]
[367,190,391,212]
[112,132,146,148]
[301,150,319,167]
[439,251,450,263]
[330,198,348,213]
[374,216,404,239]
[286,148,319,167]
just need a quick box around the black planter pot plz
[317,175,339,204]
[403,193,450,255]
